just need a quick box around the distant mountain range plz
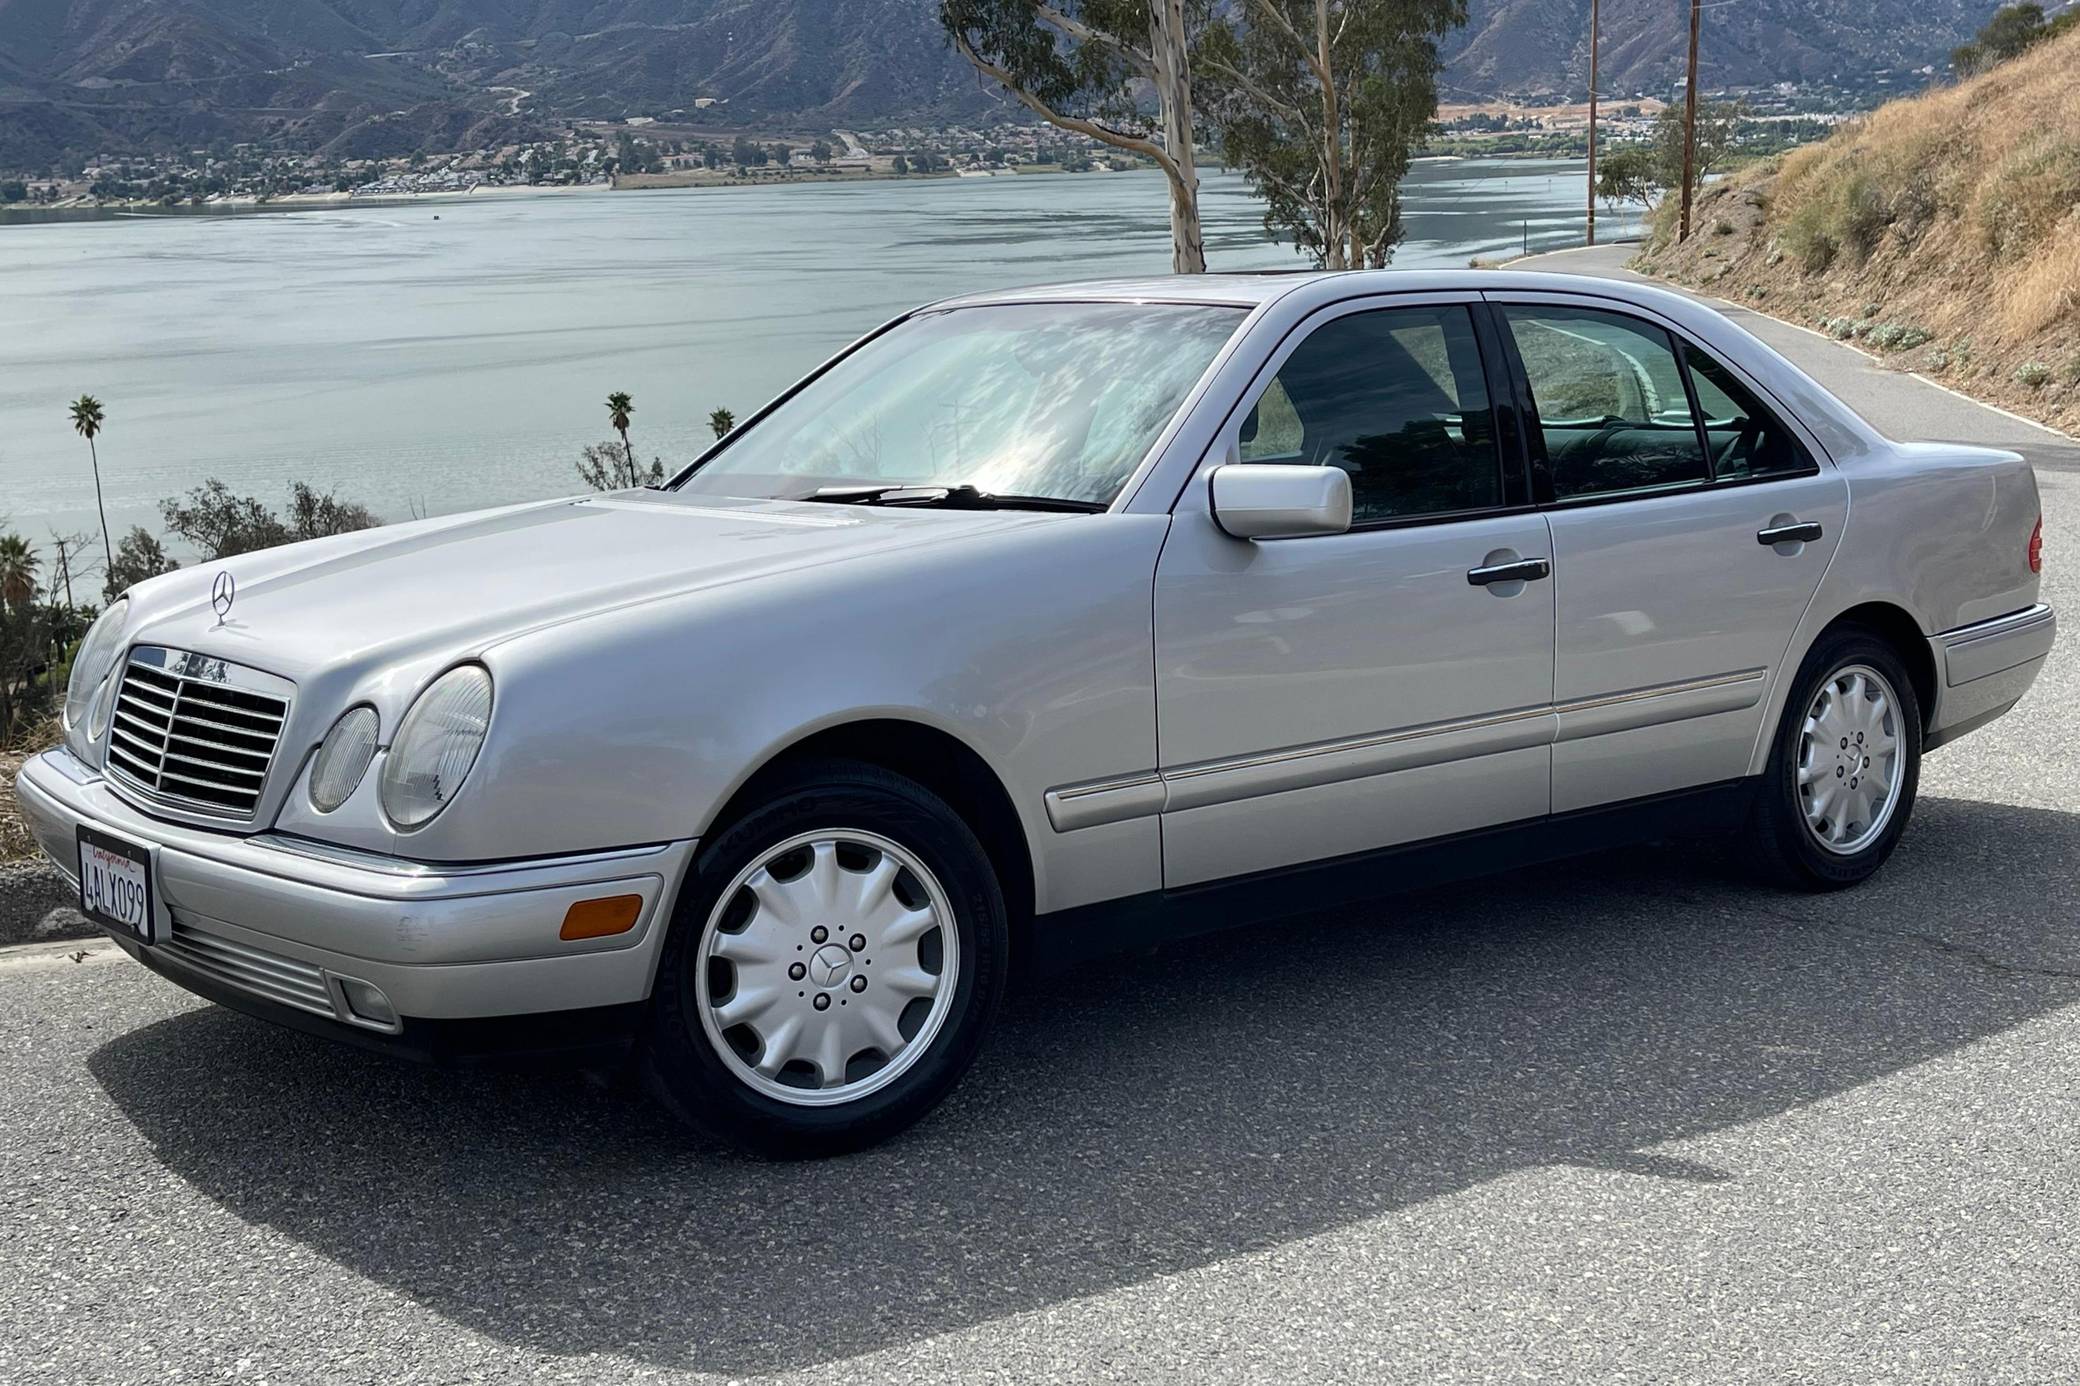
[0,0,2011,169]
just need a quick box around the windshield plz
[674,301,1247,508]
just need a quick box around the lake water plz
[0,160,1634,560]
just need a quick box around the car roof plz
[929,268,1700,313]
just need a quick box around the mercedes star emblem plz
[210,570,236,624]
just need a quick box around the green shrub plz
[1866,322,1933,350]
[1837,172,1890,260]
[1782,201,1840,270]
[1975,137,2080,261]
[2014,360,2051,387]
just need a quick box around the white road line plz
[1906,375,2080,444]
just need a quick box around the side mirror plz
[1209,464,1353,540]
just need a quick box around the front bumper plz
[14,749,695,1039]
[1927,603,2056,750]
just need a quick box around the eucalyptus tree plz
[941,0,1209,272]
[1197,0,1463,268]
[68,395,114,574]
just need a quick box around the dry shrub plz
[2002,219,2080,336]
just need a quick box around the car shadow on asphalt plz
[86,794,2080,1374]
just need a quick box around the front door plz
[1154,297,1557,888]
[1490,296,1847,812]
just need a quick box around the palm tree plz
[0,533,39,611]
[69,395,113,575]
[708,407,735,440]
[605,391,636,482]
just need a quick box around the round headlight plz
[379,666,493,828]
[309,706,379,813]
[63,598,129,758]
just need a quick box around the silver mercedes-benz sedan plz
[15,271,2053,1154]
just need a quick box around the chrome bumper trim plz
[1937,603,2055,686]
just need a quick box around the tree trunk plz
[87,437,113,576]
[1150,0,1206,273]
[1315,0,1345,270]
[619,427,635,487]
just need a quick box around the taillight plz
[2029,515,2043,574]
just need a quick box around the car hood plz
[124,490,1056,681]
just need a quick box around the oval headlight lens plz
[63,598,129,757]
[379,666,493,828]
[309,706,379,813]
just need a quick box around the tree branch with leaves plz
[942,0,1209,272]
[1197,0,1463,269]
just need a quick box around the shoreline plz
[2,151,1599,223]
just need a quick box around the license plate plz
[77,826,157,945]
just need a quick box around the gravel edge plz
[0,855,95,949]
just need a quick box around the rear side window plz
[1237,305,1502,523]
[1684,343,1815,481]
[1502,306,1708,501]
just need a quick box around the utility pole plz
[1586,0,1600,246]
[1679,0,1701,241]
[52,537,74,615]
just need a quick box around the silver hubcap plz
[695,829,957,1107]
[1797,663,1903,855]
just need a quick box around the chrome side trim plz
[1045,668,1772,830]
[1162,704,1558,813]
[1043,774,1166,832]
[1937,603,2054,686]
[1553,668,1766,743]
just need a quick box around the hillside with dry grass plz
[1637,27,2080,434]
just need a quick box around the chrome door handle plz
[1757,521,1823,546]
[1467,557,1551,586]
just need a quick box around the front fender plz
[404,515,1174,911]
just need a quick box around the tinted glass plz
[1685,343,1814,481]
[1504,306,1709,500]
[677,302,1244,507]
[1237,306,1501,523]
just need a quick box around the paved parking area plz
[3,252,2078,1383]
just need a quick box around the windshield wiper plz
[804,484,1104,513]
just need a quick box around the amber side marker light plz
[561,894,644,941]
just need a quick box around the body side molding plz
[1044,669,1768,831]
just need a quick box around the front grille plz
[160,916,334,1018]
[105,650,290,819]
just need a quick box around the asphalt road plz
[5,249,2080,1384]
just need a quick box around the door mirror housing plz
[1209,464,1353,540]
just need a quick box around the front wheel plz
[1748,628,1923,890]
[642,760,1009,1157]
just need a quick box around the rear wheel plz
[642,760,1008,1156]
[1748,628,1922,890]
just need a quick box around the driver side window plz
[1236,305,1502,524]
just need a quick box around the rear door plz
[1488,294,1846,812]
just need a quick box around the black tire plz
[1747,626,1923,891]
[641,758,1009,1157]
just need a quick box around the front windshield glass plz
[674,301,1247,507]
